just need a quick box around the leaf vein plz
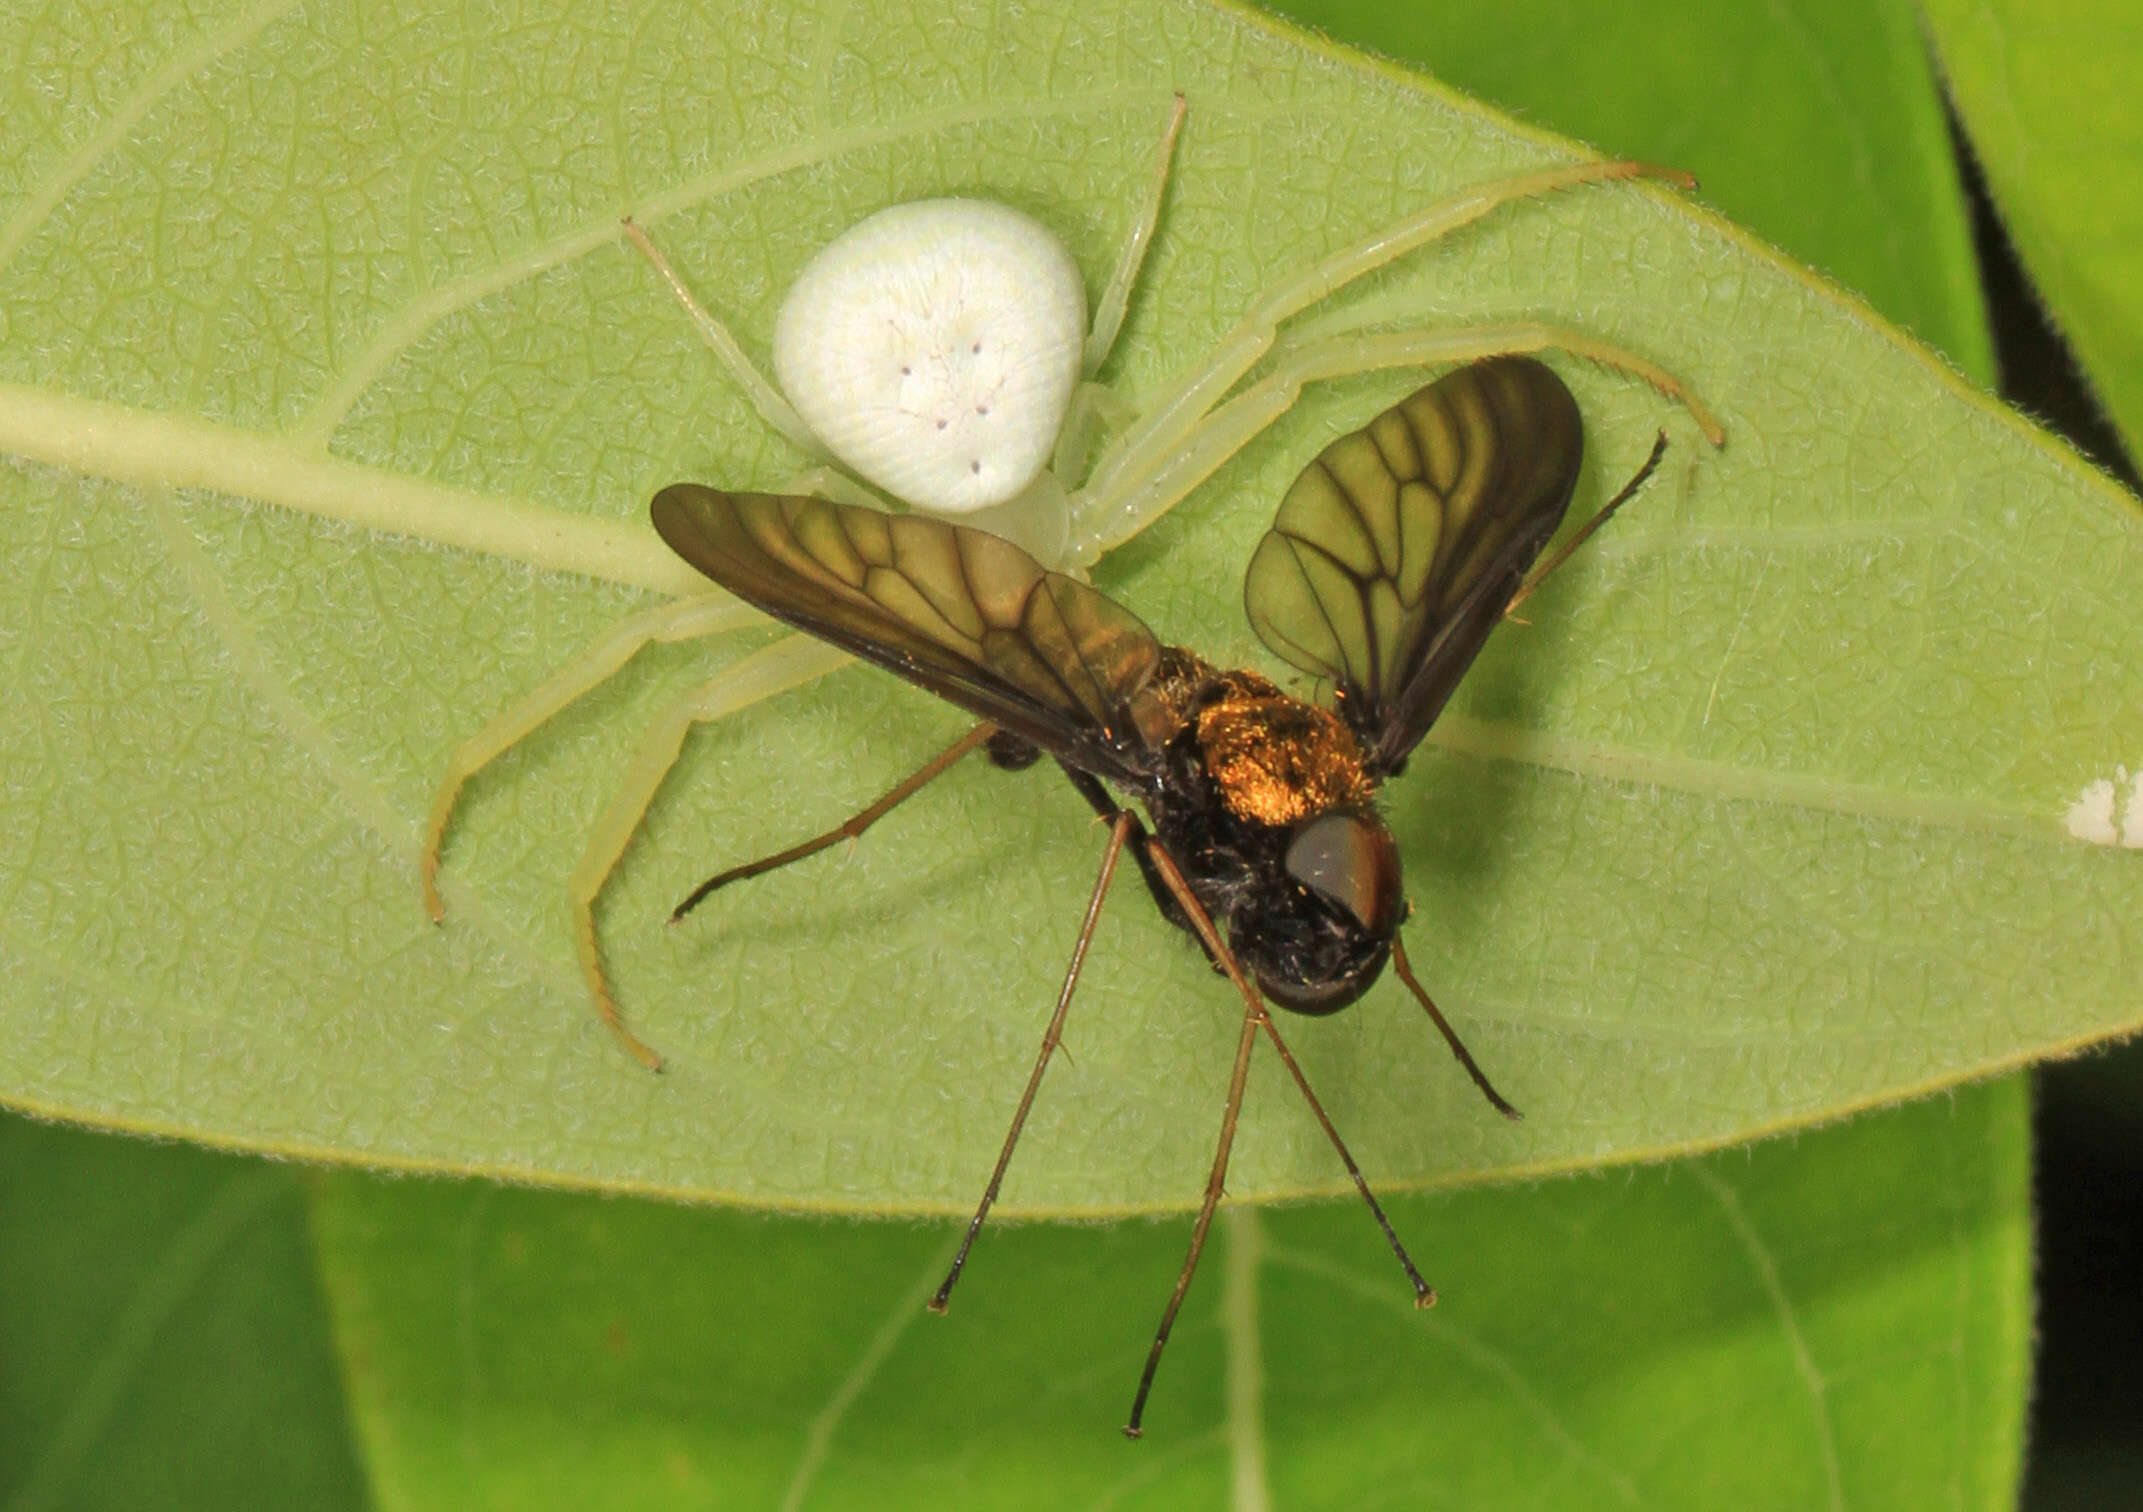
[0,0,307,275]
[295,86,1184,447]
[1687,1162,1845,1511]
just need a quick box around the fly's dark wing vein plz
[1241,356,1584,773]
[651,487,1171,779]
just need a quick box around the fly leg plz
[1056,767,1205,952]
[1504,429,1671,616]
[1123,835,1432,1437]
[929,811,1135,1313]
[668,720,996,921]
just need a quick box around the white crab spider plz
[619,97,1198,570]
[772,199,1089,543]
[420,96,1725,1068]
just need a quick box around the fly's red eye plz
[1283,810,1402,937]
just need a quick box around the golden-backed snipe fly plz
[648,355,1666,1434]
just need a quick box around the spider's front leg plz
[1073,317,1724,562]
[1064,158,1715,562]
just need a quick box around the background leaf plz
[1919,5,2143,1505]
[311,1080,2028,1507]
[1922,0,2143,458]
[1272,0,1993,371]
[0,1116,367,1512]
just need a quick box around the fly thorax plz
[1194,693,1373,828]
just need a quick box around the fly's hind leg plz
[565,633,854,1069]
[931,808,1136,1314]
[1121,837,1432,1436]
[1504,428,1671,618]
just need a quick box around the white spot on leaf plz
[2066,765,2143,848]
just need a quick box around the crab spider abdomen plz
[773,198,1087,517]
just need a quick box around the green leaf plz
[3,0,2136,1221]
[309,1077,2028,1506]
[0,1113,368,1512]
[1924,0,2143,456]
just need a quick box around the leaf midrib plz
[4,383,2087,858]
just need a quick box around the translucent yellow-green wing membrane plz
[1242,357,1584,773]
[651,487,1170,776]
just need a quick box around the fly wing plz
[651,486,1172,780]
[1242,357,1583,773]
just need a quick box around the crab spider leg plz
[619,216,823,459]
[568,633,854,1069]
[1052,381,1141,486]
[422,449,872,918]
[782,464,893,513]
[1265,323,1724,443]
[1078,159,1696,521]
[1067,321,1721,561]
[1084,93,1187,377]
[421,592,760,920]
